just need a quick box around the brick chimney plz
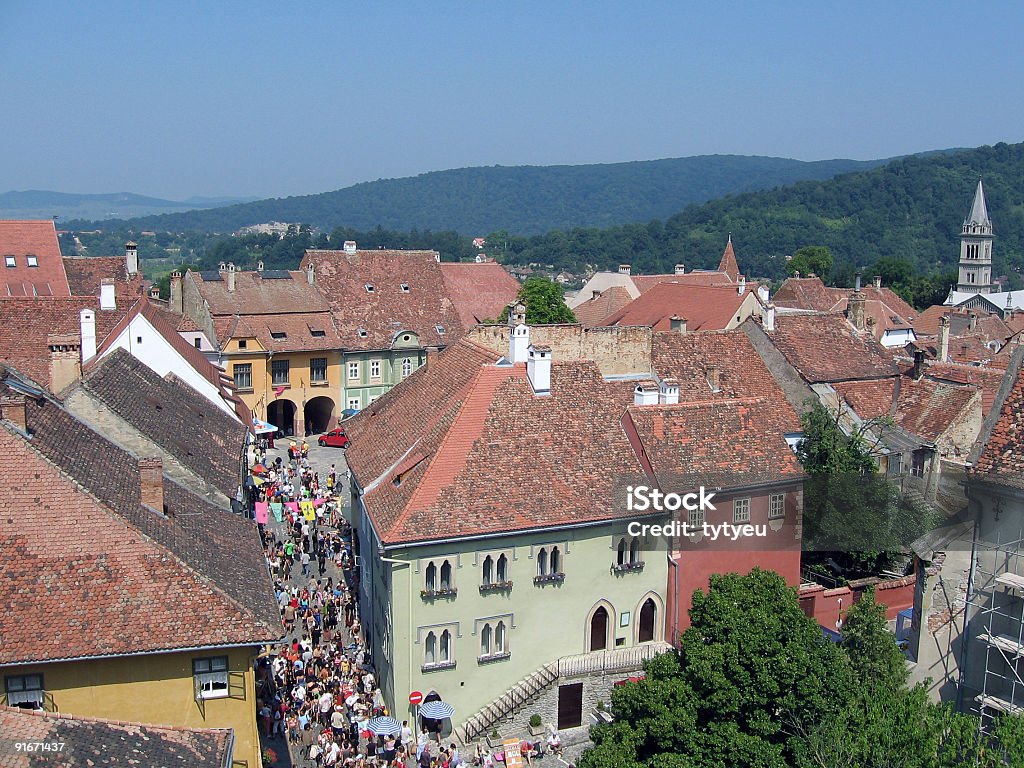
[938,316,950,362]
[48,333,82,393]
[226,263,236,293]
[99,278,116,310]
[847,275,866,331]
[669,315,687,334]
[425,346,439,369]
[169,271,183,314]
[618,264,631,275]
[527,345,551,394]
[125,241,139,276]
[0,394,27,432]
[139,458,165,513]
[912,349,925,380]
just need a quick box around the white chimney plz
[618,264,631,275]
[633,381,659,405]
[306,262,315,285]
[343,240,358,254]
[257,260,264,272]
[125,241,138,276]
[873,275,882,289]
[509,323,530,363]
[763,303,776,332]
[707,367,721,393]
[938,316,950,362]
[737,275,746,295]
[226,263,236,293]
[757,285,770,303]
[527,345,551,394]
[659,378,680,405]
[80,308,97,363]
[99,279,116,310]
[674,264,685,275]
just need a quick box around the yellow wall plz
[5,647,261,768]
[224,341,342,433]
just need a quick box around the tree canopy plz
[497,277,577,324]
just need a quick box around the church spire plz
[718,235,740,282]
[964,179,991,229]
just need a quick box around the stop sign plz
[409,691,424,706]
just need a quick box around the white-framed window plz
[481,552,511,587]
[401,358,413,379]
[768,494,785,520]
[688,506,705,529]
[733,498,751,524]
[614,537,643,569]
[347,397,361,411]
[4,674,43,707]
[423,558,456,594]
[401,283,410,293]
[477,616,511,662]
[421,624,457,670]
[370,359,381,379]
[26,256,38,268]
[192,656,229,700]
[348,361,360,380]
[233,363,252,390]
[535,545,564,583]
[4,256,15,268]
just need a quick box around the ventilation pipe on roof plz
[659,378,680,405]
[592,290,602,300]
[939,316,950,362]
[509,323,529,363]
[226,263,236,293]
[125,241,138,276]
[80,308,97,363]
[99,278,116,311]
[527,344,551,394]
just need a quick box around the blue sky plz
[2,1,1023,199]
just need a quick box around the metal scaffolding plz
[970,531,1024,729]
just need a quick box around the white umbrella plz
[419,700,455,719]
[368,716,402,736]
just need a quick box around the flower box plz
[533,572,566,585]
[479,580,514,594]
[420,587,458,600]
[612,561,645,573]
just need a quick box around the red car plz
[318,428,350,448]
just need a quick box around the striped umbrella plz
[419,700,455,720]
[367,716,402,736]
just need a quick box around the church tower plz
[956,180,994,294]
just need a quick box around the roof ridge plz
[0,704,233,734]
[390,365,517,537]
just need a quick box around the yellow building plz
[174,263,344,436]
[0,384,281,768]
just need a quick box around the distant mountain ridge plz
[0,190,258,221]
[69,154,896,235]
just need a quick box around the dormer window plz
[435,325,446,335]
[401,283,410,293]
[311,330,326,337]
[357,329,368,338]
[26,256,38,268]
[365,284,375,293]
[4,256,14,267]
[270,331,287,340]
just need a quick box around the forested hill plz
[87,155,889,235]
[497,141,1024,283]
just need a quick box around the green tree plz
[498,277,577,324]
[839,587,908,693]
[787,246,834,278]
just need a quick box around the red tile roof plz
[0,390,280,664]
[767,313,899,383]
[772,277,837,312]
[0,220,70,297]
[0,297,128,388]
[438,262,521,327]
[632,271,732,292]
[603,283,753,332]
[62,255,145,299]
[832,379,897,419]
[893,377,980,443]
[191,268,330,316]
[972,363,1024,488]
[774,277,917,327]
[717,237,740,282]
[573,285,634,328]
[0,706,233,767]
[217,311,342,353]
[302,249,464,350]
[925,362,1006,417]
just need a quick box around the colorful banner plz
[502,739,523,768]
[300,500,316,520]
[255,501,269,524]
[285,501,300,519]
[270,502,284,522]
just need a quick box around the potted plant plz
[261,747,278,767]
[528,714,545,737]
[486,727,503,748]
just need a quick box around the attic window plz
[401,283,410,293]
[26,256,38,268]
[270,331,287,340]
[238,339,248,349]
[311,329,326,338]
[365,284,375,293]
[4,256,14,267]
[435,324,446,335]
[357,328,368,338]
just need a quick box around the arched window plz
[639,598,657,643]
[480,624,492,656]
[495,621,506,653]
[440,560,452,590]
[496,553,508,582]
[425,562,437,592]
[629,538,640,564]
[537,548,548,576]
[590,607,609,652]
[482,555,493,586]
[617,538,626,566]
[440,630,451,662]
[550,546,561,574]
[425,632,437,664]
[402,358,412,378]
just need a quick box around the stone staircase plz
[455,661,559,745]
